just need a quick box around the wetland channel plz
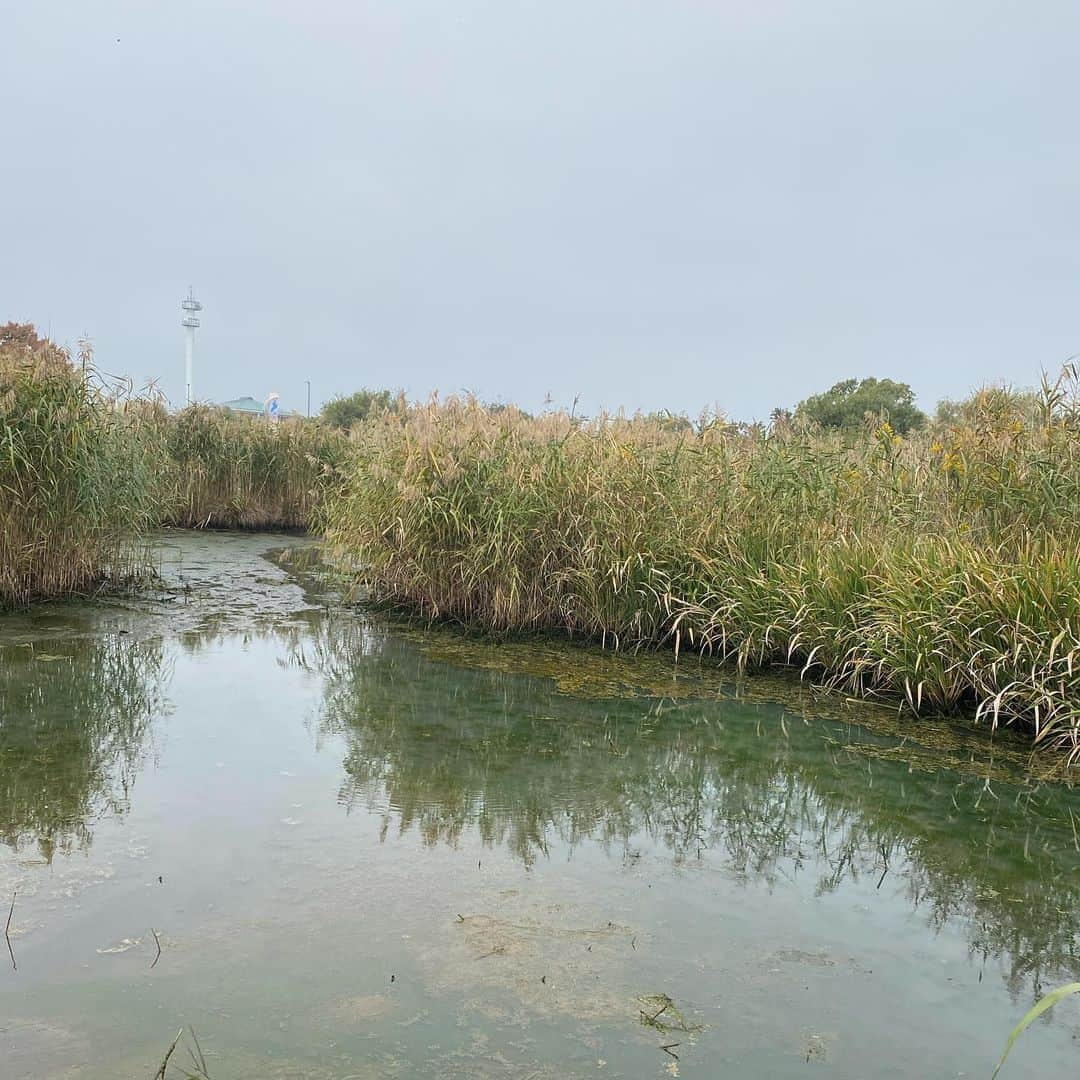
[1,532,1078,1078]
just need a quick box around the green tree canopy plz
[795,378,926,434]
[320,389,402,431]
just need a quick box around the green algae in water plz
[638,992,704,1036]
[396,621,1060,787]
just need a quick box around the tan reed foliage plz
[320,373,1080,756]
[0,333,165,607]
[158,405,346,530]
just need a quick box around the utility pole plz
[305,379,311,418]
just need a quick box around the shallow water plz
[1,532,1078,1078]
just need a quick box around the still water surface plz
[1,533,1078,1078]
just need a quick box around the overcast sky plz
[3,2,1078,419]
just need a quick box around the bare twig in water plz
[150,928,162,969]
[154,1028,183,1079]
[5,891,15,972]
[662,1043,680,1059]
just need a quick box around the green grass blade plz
[992,982,1080,1078]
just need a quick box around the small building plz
[217,396,293,418]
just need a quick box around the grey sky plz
[3,1,1078,419]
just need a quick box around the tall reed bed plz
[0,334,166,607]
[159,406,346,529]
[0,323,347,606]
[320,375,1080,755]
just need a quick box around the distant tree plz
[933,397,963,427]
[795,378,926,434]
[321,389,402,431]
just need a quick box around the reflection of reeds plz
[0,635,168,857]
[305,617,1080,1004]
[320,375,1080,755]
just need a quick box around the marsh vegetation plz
[159,404,345,530]
[5,320,1080,756]
[0,329,164,606]
[0,325,344,606]
[321,372,1080,756]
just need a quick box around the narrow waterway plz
[1,532,1077,1078]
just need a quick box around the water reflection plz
[309,618,1080,999]
[0,636,168,858]
[1,556,1077,1019]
